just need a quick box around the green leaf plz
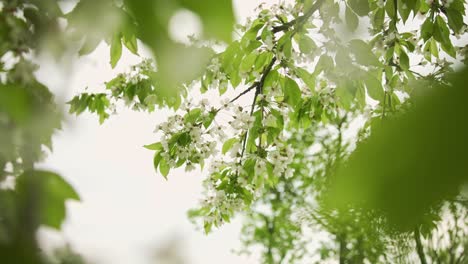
[328,68,468,230]
[110,33,122,68]
[204,221,212,234]
[264,70,279,90]
[184,108,202,124]
[240,52,257,73]
[79,36,101,56]
[222,138,238,154]
[421,18,434,42]
[153,151,162,170]
[441,41,457,58]
[446,8,464,33]
[397,0,411,23]
[283,77,302,109]
[372,8,385,31]
[430,38,439,58]
[144,142,163,150]
[385,0,396,18]
[298,35,317,54]
[179,0,234,42]
[349,39,381,66]
[433,16,450,46]
[348,0,370,16]
[17,171,80,229]
[345,6,359,32]
[314,55,334,75]
[433,16,457,58]
[254,52,272,72]
[159,157,170,178]
[365,75,384,102]
[399,50,410,70]
[278,32,293,57]
[335,81,356,110]
[123,34,138,55]
[203,111,216,129]
[296,68,316,90]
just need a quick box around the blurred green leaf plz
[17,171,80,229]
[345,6,359,32]
[327,68,468,231]
[349,39,381,67]
[348,0,370,16]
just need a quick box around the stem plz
[339,233,347,264]
[414,227,428,264]
[271,0,326,34]
[264,215,275,264]
[237,0,325,166]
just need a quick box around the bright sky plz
[35,1,283,264]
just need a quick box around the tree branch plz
[271,0,326,34]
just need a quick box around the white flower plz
[200,98,209,108]
[255,159,267,175]
[230,142,241,158]
[284,168,295,179]
[185,163,196,172]
[264,35,275,51]
[264,114,277,127]
[221,98,232,109]
[207,58,221,73]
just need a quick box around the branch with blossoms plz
[69,0,468,238]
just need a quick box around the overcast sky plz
[35,1,283,264]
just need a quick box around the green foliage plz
[2,0,468,263]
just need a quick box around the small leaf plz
[159,157,170,178]
[153,151,162,171]
[222,138,237,154]
[184,108,202,124]
[144,142,163,150]
[110,33,122,68]
[204,221,212,234]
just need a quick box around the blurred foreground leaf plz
[327,68,468,230]
[17,170,80,229]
